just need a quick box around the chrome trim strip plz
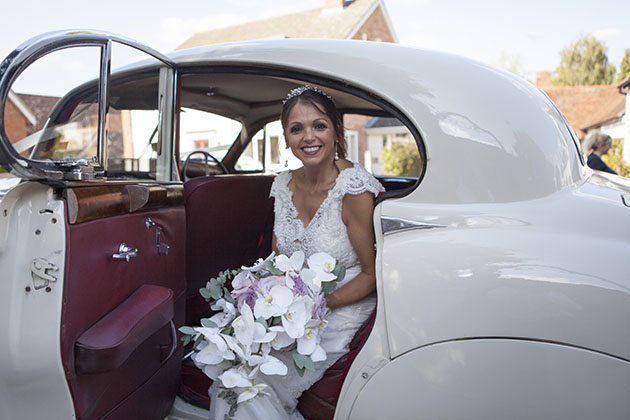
[381,216,447,236]
[622,194,630,208]
[98,40,111,171]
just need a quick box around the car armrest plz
[74,284,174,374]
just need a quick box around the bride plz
[208,86,384,419]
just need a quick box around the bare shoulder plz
[336,158,354,171]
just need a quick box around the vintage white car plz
[1,30,629,420]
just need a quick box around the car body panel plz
[349,339,630,420]
[0,182,75,419]
[379,178,630,361]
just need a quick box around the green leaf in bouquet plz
[256,316,269,328]
[270,316,282,326]
[294,364,305,377]
[200,318,218,328]
[178,326,197,336]
[321,280,339,296]
[332,263,345,283]
[208,280,224,300]
[193,333,205,349]
[303,355,315,372]
[292,349,307,369]
[199,287,214,301]
[222,326,234,336]
[181,335,192,346]
[222,291,236,305]
[263,260,283,275]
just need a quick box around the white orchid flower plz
[222,333,246,361]
[259,354,288,376]
[275,251,305,275]
[237,383,268,404]
[282,298,308,339]
[208,298,236,328]
[219,366,253,388]
[193,327,235,365]
[308,252,338,283]
[200,360,232,381]
[232,303,256,347]
[311,344,327,362]
[299,268,321,293]
[296,323,319,356]
[269,325,295,350]
[253,284,293,319]
[241,251,275,271]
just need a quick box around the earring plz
[334,141,339,160]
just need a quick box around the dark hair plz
[280,88,347,159]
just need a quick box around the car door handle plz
[112,243,138,262]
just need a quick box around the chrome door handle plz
[112,243,138,262]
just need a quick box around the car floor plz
[166,396,209,420]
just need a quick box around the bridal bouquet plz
[179,250,344,415]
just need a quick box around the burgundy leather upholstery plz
[184,175,275,324]
[75,285,174,374]
[61,206,186,420]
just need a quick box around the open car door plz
[0,31,185,419]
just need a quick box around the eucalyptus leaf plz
[303,355,315,372]
[200,318,218,328]
[181,335,192,346]
[193,333,204,349]
[292,349,308,369]
[223,292,236,305]
[178,326,197,335]
[333,264,346,283]
[199,287,213,301]
[264,260,283,275]
[321,280,338,296]
[256,317,269,328]
[208,281,224,300]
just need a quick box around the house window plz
[194,139,209,149]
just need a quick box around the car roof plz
[169,39,588,203]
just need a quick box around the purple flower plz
[292,276,309,296]
[313,293,328,320]
[232,271,259,296]
[236,288,259,313]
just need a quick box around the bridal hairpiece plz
[283,85,332,104]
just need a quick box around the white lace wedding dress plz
[208,162,384,420]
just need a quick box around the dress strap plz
[334,163,385,198]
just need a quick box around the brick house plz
[535,71,629,161]
[176,0,397,170]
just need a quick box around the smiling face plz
[284,101,337,167]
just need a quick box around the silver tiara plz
[282,85,332,104]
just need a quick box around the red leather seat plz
[184,175,275,325]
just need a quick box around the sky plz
[1,0,629,83]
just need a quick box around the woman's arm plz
[326,191,377,310]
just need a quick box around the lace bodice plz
[269,162,384,270]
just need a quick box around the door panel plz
[60,193,185,420]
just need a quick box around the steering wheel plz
[181,150,228,181]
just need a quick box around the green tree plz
[553,35,616,86]
[617,48,630,83]
[381,142,421,177]
[602,138,630,178]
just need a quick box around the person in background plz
[584,132,617,175]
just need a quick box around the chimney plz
[325,0,354,8]
[536,71,552,88]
